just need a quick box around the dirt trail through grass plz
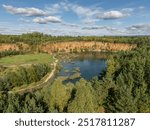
[9,59,58,94]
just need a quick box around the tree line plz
[0,32,150,45]
[0,50,24,58]
[0,78,104,113]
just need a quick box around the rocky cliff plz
[0,42,136,53]
[0,43,30,52]
[40,41,137,53]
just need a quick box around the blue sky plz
[0,0,150,36]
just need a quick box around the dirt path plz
[9,59,58,94]
[45,59,58,82]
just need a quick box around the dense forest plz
[104,45,150,112]
[0,34,150,113]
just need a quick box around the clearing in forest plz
[0,53,53,66]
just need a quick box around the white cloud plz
[96,7,134,20]
[57,1,132,22]
[59,1,100,24]
[2,4,46,16]
[70,4,99,18]
[2,2,148,36]
[2,2,135,26]
[97,11,124,20]
[33,16,61,24]
[71,5,93,17]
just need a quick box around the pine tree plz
[6,94,21,113]
[22,94,44,113]
[105,73,138,112]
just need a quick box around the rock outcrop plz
[40,41,137,53]
[0,42,136,53]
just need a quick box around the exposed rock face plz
[0,44,19,51]
[0,43,30,52]
[40,42,137,53]
[0,42,137,53]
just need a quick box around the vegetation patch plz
[0,63,51,91]
[0,53,53,66]
[68,72,81,80]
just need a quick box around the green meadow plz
[0,53,53,66]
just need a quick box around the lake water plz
[57,52,107,82]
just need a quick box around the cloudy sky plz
[0,0,150,36]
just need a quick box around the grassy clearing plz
[0,53,53,66]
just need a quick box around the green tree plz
[22,94,45,113]
[6,94,21,113]
[68,79,98,113]
[105,73,138,112]
[47,80,71,112]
